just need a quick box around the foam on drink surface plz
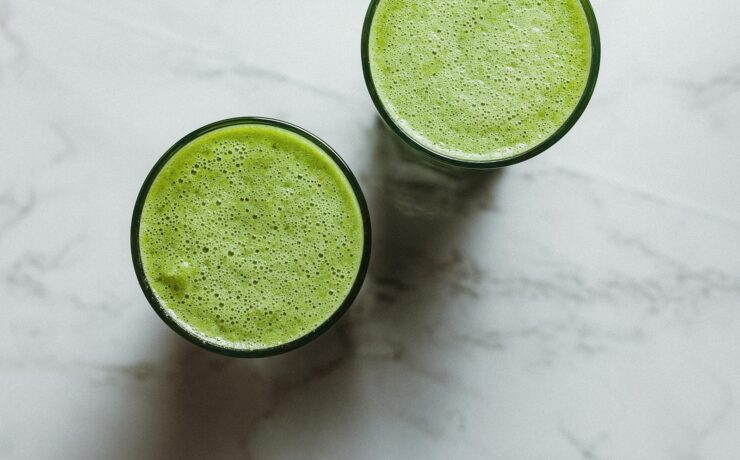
[369,0,593,161]
[139,124,364,351]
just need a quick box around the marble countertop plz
[2,0,740,458]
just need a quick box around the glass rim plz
[360,0,601,169]
[130,117,372,358]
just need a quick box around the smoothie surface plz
[138,123,365,351]
[368,0,593,161]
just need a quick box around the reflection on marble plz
[2,0,740,458]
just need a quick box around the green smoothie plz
[367,0,594,162]
[137,121,366,352]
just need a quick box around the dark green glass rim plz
[130,117,372,358]
[360,0,601,169]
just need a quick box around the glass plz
[130,117,372,358]
[361,0,601,169]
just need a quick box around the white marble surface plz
[1,0,740,458]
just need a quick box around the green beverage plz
[363,0,599,166]
[132,119,370,356]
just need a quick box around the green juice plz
[137,122,366,352]
[367,0,594,162]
